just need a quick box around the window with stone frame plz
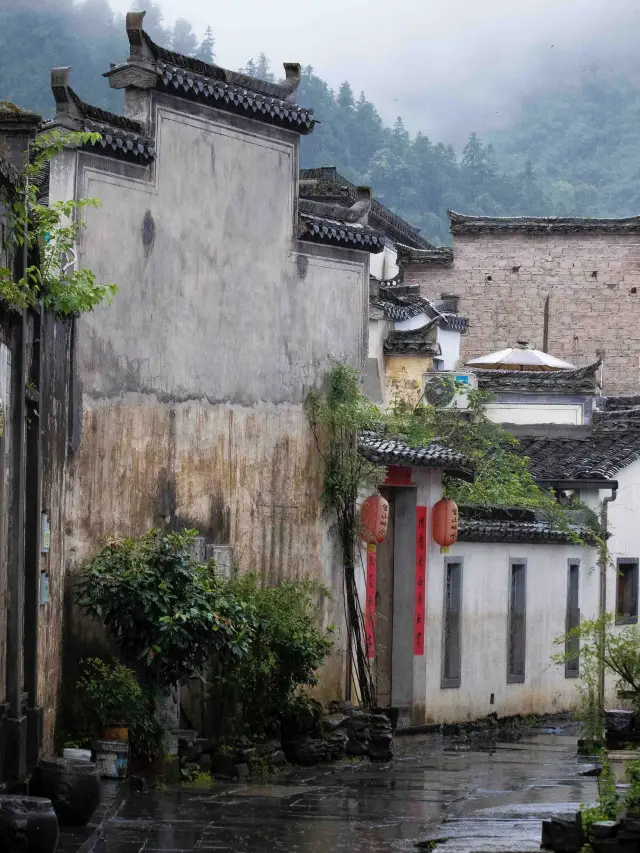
[441,558,462,688]
[616,558,639,626]
[507,560,526,684]
[565,560,580,678]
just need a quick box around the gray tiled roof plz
[154,62,314,133]
[299,197,371,225]
[49,69,156,163]
[106,13,314,135]
[299,214,385,253]
[474,361,601,394]
[370,282,469,331]
[514,432,640,480]
[396,243,454,266]
[457,505,597,544]
[448,210,640,235]
[358,430,474,479]
[384,322,440,355]
[592,397,640,432]
[300,168,431,249]
[458,516,595,544]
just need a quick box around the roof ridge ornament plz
[105,11,159,91]
[51,67,83,129]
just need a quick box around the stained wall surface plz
[409,231,640,394]
[51,94,371,703]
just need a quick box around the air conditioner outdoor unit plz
[421,371,478,409]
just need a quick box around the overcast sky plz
[109,0,640,144]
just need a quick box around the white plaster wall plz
[485,403,584,425]
[607,460,640,564]
[395,311,429,332]
[601,463,640,705]
[369,244,398,281]
[368,317,388,361]
[66,105,367,404]
[435,327,461,370]
[420,539,599,723]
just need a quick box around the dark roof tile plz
[514,432,640,480]
[397,243,454,266]
[592,396,640,432]
[154,62,314,134]
[458,516,594,544]
[370,282,469,331]
[384,322,440,355]
[299,214,385,253]
[358,430,474,479]
[300,168,431,249]
[474,361,601,394]
[105,12,314,136]
[49,68,156,163]
[457,504,597,543]
[448,210,640,235]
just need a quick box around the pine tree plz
[337,81,355,113]
[170,18,198,56]
[255,53,274,82]
[392,116,410,146]
[196,26,215,64]
[242,58,258,77]
[462,132,485,170]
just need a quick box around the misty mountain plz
[2,0,640,245]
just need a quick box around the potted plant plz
[76,658,143,742]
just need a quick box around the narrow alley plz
[80,720,597,853]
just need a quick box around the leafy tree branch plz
[0,129,117,316]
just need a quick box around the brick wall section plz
[407,231,640,394]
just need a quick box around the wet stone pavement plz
[86,721,598,853]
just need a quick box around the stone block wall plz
[408,231,640,394]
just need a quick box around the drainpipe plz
[598,488,617,709]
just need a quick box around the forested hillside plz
[2,0,640,245]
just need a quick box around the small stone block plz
[620,816,640,834]
[541,815,581,852]
[605,709,634,733]
[592,821,618,839]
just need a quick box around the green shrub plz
[579,750,619,852]
[210,575,334,735]
[75,529,255,690]
[626,761,640,813]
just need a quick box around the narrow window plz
[507,560,526,683]
[565,560,580,678]
[442,559,462,688]
[616,559,639,625]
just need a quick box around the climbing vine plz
[0,129,117,316]
[305,364,384,707]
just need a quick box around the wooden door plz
[374,488,394,706]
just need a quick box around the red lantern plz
[432,498,459,548]
[359,494,389,544]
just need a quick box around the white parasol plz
[465,341,576,371]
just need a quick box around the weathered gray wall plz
[38,316,73,749]
[53,94,370,701]
[409,231,640,393]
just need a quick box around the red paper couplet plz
[414,506,428,655]
[365,544,377,660]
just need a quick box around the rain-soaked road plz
[86,721,598,853]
